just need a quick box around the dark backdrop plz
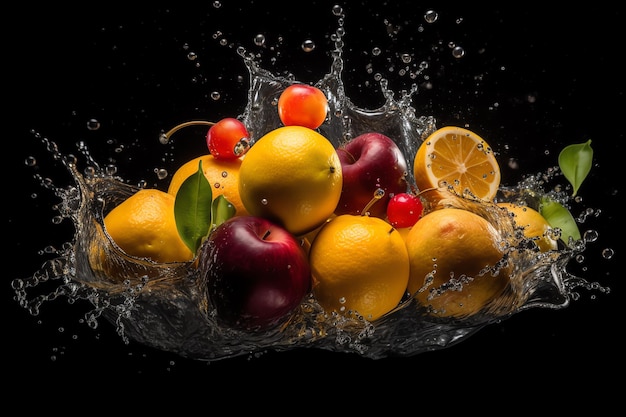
[6,1,623,408]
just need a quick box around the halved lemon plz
[413,126,501,201]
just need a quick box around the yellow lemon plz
[167,154,249,217]
[414,126,501,202]
[497,202,558,252]
[310,214,410,322]
[405,207,510,318]
[238,126,342,236]
[103,188,194,263]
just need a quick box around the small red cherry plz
[206,118,250,160]
[386,192,424,228]
[277,84,328,129]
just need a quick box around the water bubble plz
[583,229,599,243]
[302,39,315,52]
[602,248,614,259]
[210,91,221,101]
[87,119,101,131]
[261,198,268,205]
[155,168,168,180]
[212,1,221,9]
[424,10,438,23]
[452,46,465,59]
[25,156,36,167]
[187,51,197,61]
[254,34,266,46]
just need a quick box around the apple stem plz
[262,230,271,240]
[159,120,215,144]
[361,188,385,216]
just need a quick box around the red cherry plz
[206,118,250,160]
[386,192,424,228]
[277,84,328,129]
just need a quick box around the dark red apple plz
[200,215,311,331]
[335,132,409,218]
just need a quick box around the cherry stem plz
[361,188,385,216]
[160,120,215,144]
[262,230,271,240]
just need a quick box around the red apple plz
[200,215,311,330]
[335,132,409,218]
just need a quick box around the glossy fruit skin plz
[386,192,424,228]
[310,214,410,322]
[103,188,194,264]
[201,215,311,330]
[206,117,250,160]
[277,84,328,129]
[335,132,408,218]
[406,208,510,318]
[238,126,342,236]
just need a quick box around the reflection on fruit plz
[238,126,342,236]
[413,126,500,203]
[201,215,311,330]
[167,154,249,217]
[103,189,195,263]
[405,207,510,318]
[335,132,409,218]
[277,84,328,129]
[497,202,559,252]
[310,214,410,322]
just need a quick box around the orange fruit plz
[405,207,510,318]
[103,188,195,263]
[309,214,410,322]
[167,154,249,217]
[413,126,501,202]
[497,202,559,252]
[238,126,342,236]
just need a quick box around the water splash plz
[12,6,610,362]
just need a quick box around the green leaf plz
[539,197,581,245]
[174,160,213,253]
[558,139,593,196]
[211,194,237,231]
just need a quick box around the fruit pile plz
[102,83,589,331]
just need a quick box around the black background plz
[6,1,623,408]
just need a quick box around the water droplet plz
[261,198,268,205]
[254,34,266,46]
[302,39,315,52]
[211,91,221,101]
[602,248,614,259]
[187,51,197,61]
[155,168,168,180]
[25,156,37,167]
[87,119,100,131]
[452,46,465,59]
[234,138,250,156]
[424,10,438,23]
